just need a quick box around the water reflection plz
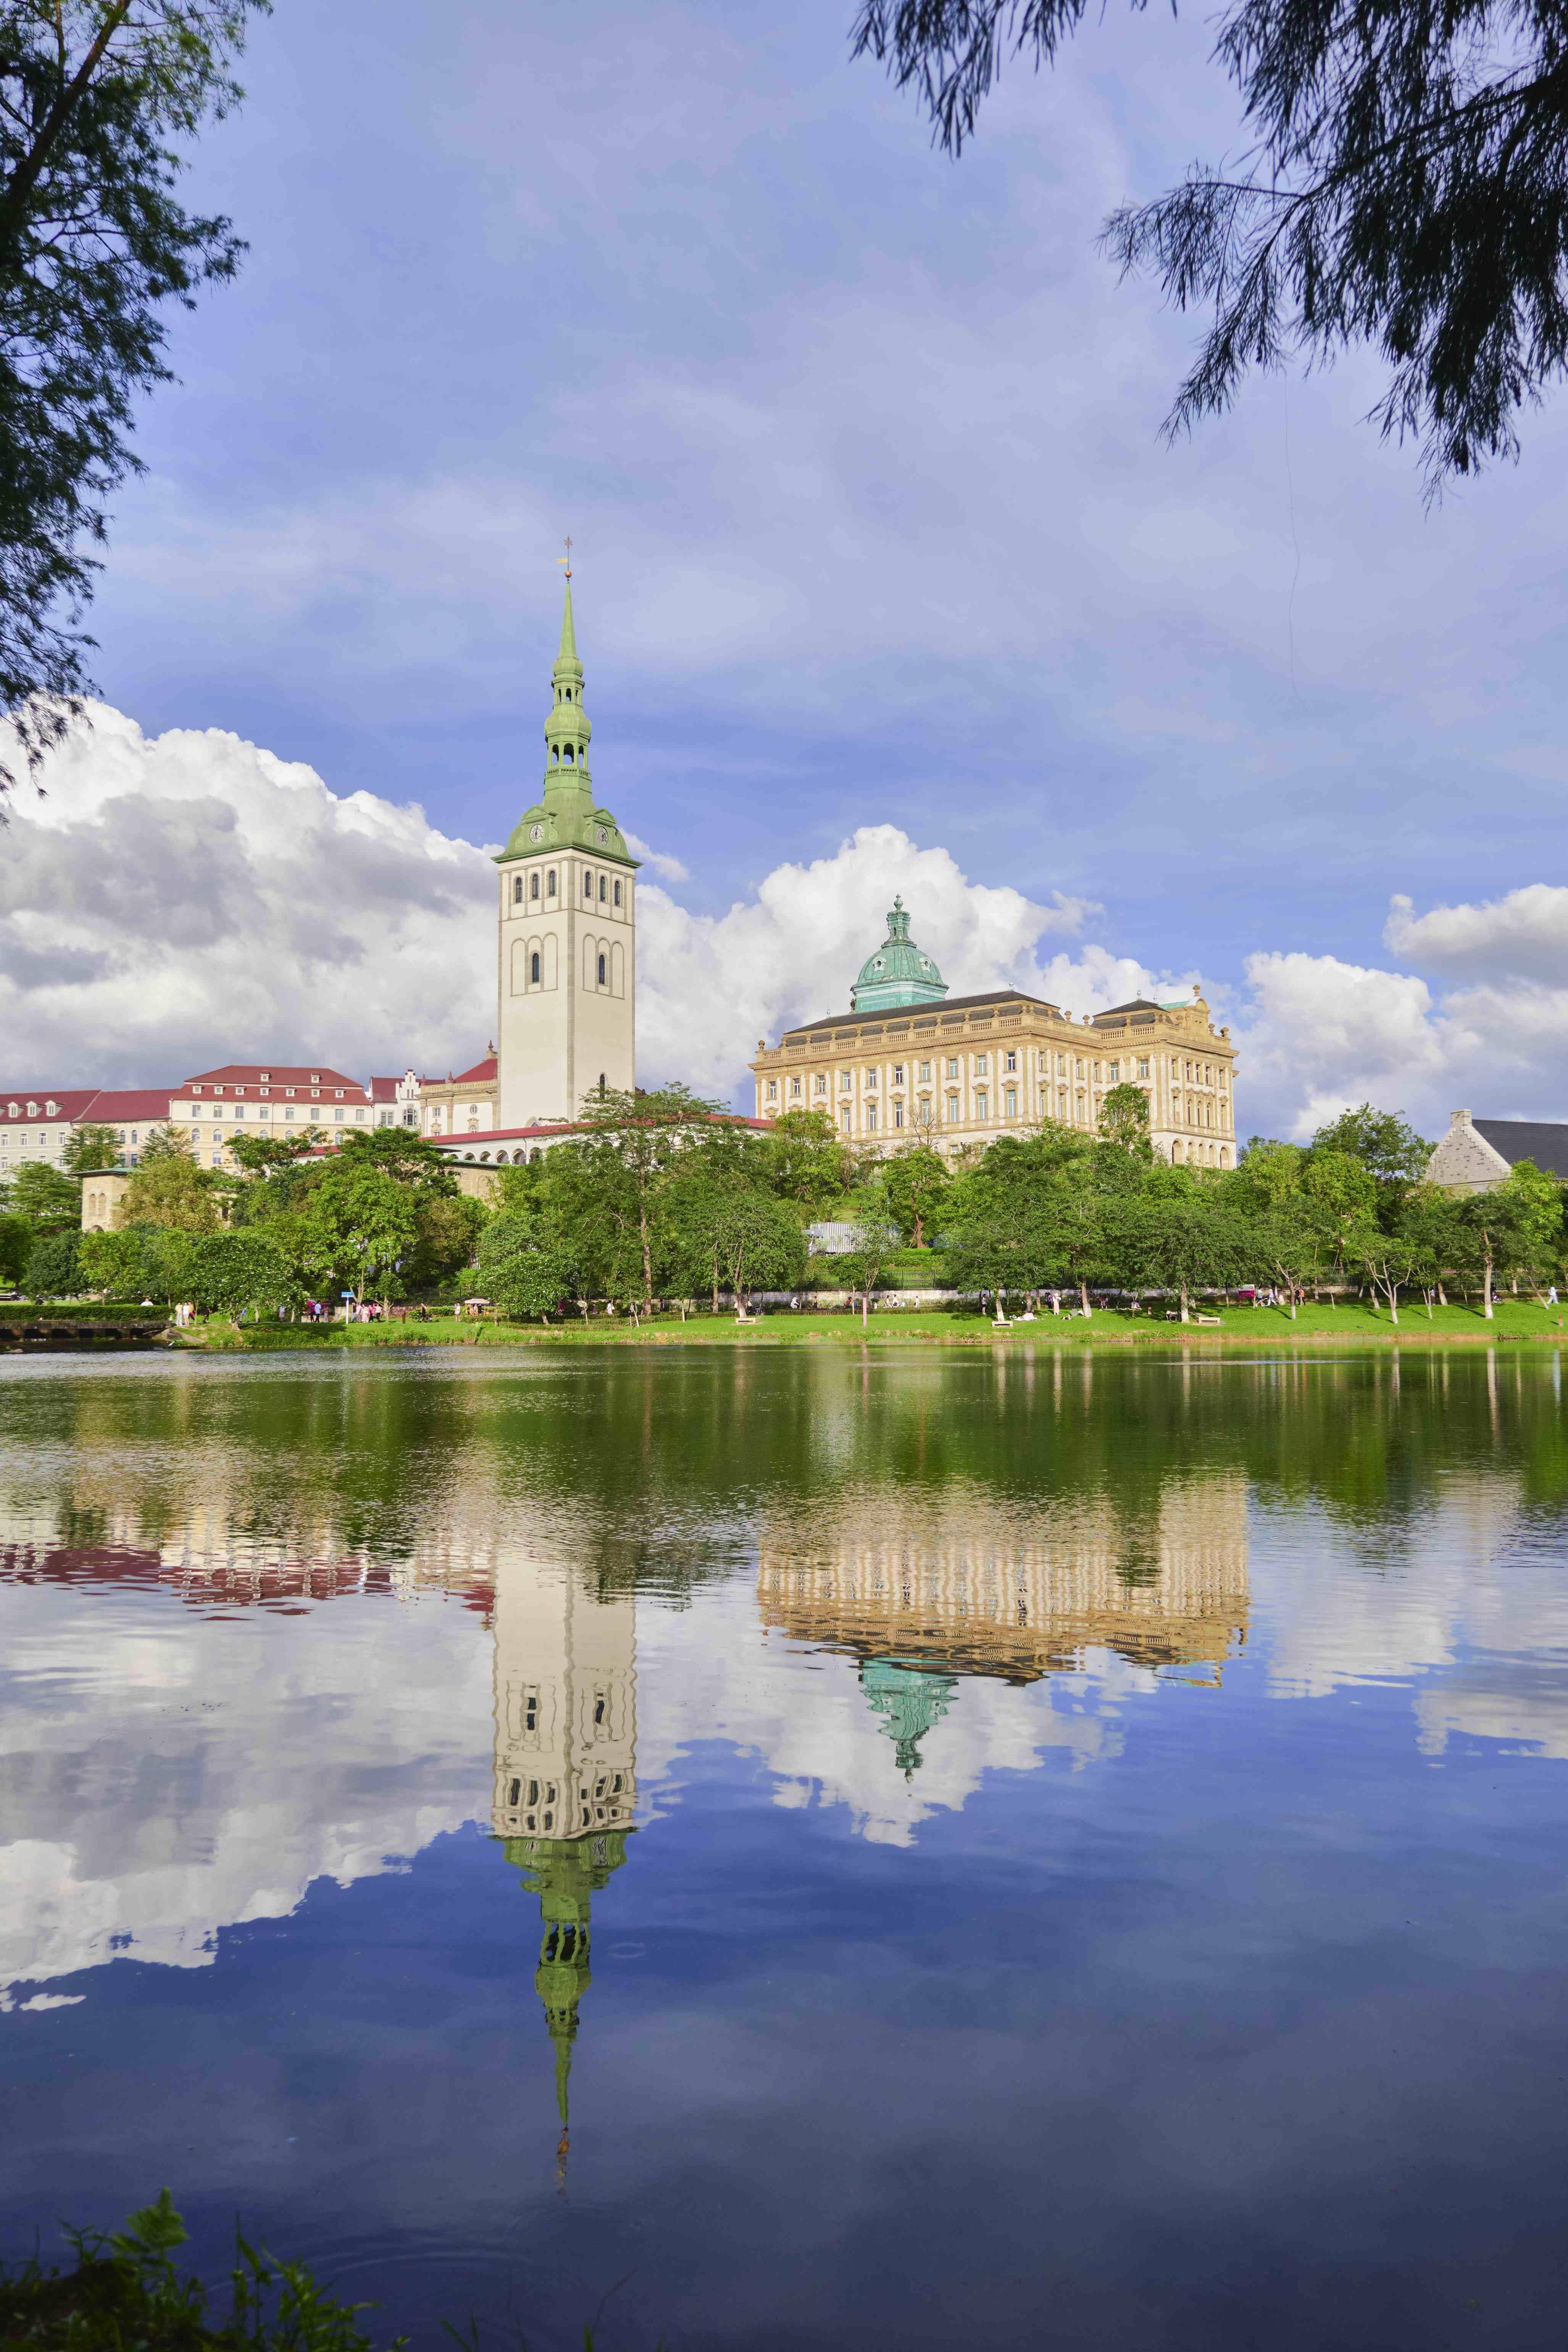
[491,1559,638,2175]
[4,1351,1568,2348]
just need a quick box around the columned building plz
[493,576,639,1130]
[749,900,1239,1165]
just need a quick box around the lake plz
[3,1344,1568,2350]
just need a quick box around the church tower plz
[494,569,639,1128]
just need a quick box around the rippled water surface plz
[4,1345,1568,2349]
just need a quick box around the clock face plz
[530,823,543,842]
[596,827,607,844]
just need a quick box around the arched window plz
[564,744,574,762]
[531,872,540,900]
[547,869,557,895]
[551,746,559,763]
[597,952,607,986]
[495,1151,509,1164]
[584,871,592,898]
[530,951,541,985]
[598,875,607,902]
[614,879,622,906]
[513,876,523,903]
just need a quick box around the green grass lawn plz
[184,1295,1568,1350]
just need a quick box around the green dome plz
[851,897,948,1013]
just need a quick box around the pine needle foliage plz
[0,2,264,786]
[851,0,1568,484]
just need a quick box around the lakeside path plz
[172,1301,1568,1351]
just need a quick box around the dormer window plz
[26,1100,37,1116]
[260,1072,271,1082]
[285,1087,295,1098]
[45,1100,56,1115]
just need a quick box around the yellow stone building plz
[749,899,1239,1165]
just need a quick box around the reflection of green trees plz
[6,1347,1568,1579]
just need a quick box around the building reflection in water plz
[489,1561,637,2179]
[760,1476,1250,1780]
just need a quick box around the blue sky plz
[6,0,1568,1129]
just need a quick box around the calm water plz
[4,1345,1568,2350]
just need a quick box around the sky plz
[6,0,1568,1138]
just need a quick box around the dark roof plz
[1094,997,1164,1018]
[1473,1120,1568,1179]
[781,989,1057,1041]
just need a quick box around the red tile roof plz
[421,1057,498,1087]
[82,1089,174,1124]
[177,1063,368,1096]
[0,1088,104,1121]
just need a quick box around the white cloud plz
[10,702,1568,1137]
[0,708,1186,1100]
[1385,885,1568,984]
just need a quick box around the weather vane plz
[558,535,573,579]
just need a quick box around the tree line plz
[5,1084,1562,1327]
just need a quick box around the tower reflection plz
[490,1561,637,2177]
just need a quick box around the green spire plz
[492,573,642,871]
[503,1829,632,2178]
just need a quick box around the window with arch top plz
[597,952,607,986]
[512,875,522,903]
[583,870,592,898]
[613,879,622,907]
[530,951,541,985]
[531,871,540,900]
[598,874,607,901]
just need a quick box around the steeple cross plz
[559,535,573,579]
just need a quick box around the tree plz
[558,1084,728,1317]
[1300,1149,1379,1296]
[63,1122,119,1170]
[879,1142,950,1247]
[758,1107,852,1218]
[78,1222,141,1293]
[851,0,1568,485]
[946,1199,1061,1315]
[182,1228,297,1318]
[10,1157,79,1232]
[0,1208,29,1282]
[709,1189,805,1310]
[1226,1139,1306,1215]
[292,1160,421,1304]
[138,1121,194,1161]
[0,1,261,779]
[25,1228,80,1295]
[1098,1081,1152,1154]
[333,1125,460,1195]
[834,1208,902,1328]
[1309,1106,1431,1220]
[1397,1181,1467,1313]
[1115,1191,1259,1321]
[477,1213,575,1321]
[226,1128,324,1179]
[1457,1163,1563,1316]
[120,1151,218,1231]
